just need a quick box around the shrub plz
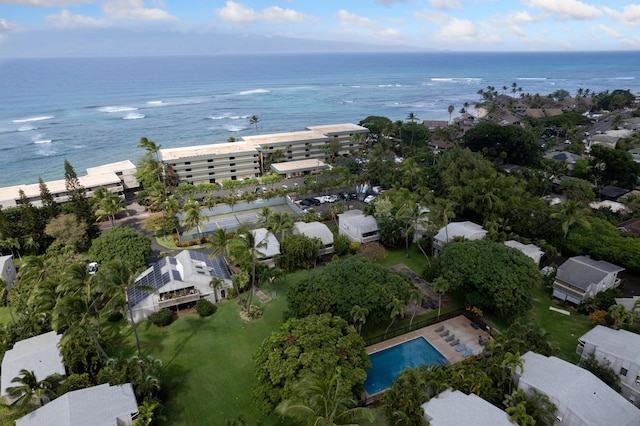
[148,308,176,327]
[356,241,386,262]
[195,299,217,317]
[333,233,350,256]
[589,310,608,325]
[107,311,124,322]
[348,241,361,254]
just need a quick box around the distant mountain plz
[0,29,428,57]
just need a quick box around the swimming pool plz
[364,337,448,395]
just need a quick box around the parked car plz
[299,199,312,206]
[325,195,338,203]
[313,196,326,204]
[88,262,98,275]
[339,192,350,200]
[364,195,376,204]
[306,198,321,206]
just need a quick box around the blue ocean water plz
[1,51,639,187]
[364,337,448,395]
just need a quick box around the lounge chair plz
[445,334,455,342]
[439,329,449,337]
[463,348,473,358]
[455,343,466,352]
[449,339,460,347]
[434,325,445,333]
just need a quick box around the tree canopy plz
[435,239,541,319]
[87,227,151,270]
[463,121,542,166]
[286,256,410,324]
[252,313,370,413]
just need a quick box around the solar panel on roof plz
[172,270,182,281]
[169,258,177,265]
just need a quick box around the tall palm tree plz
[433,198,457,244]
[406,112,419,156]
[276,374,375,426]
[208,228,232,263]
[228,229,267,314]
[384,297,405,339]
[94,189,128,227]
[430,276,450,320]
[6,369,61,408]
[268,212,294,240]
[181,198,205,238]
[502,351,524,394]
[257,207,273,225]
[551,199,591,239]
[350,305,369,334]
[447,104,454,123]
[249,115,260,134]
[408,289,427,331]
[98,259,150,355]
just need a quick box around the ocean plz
[1,51,639,187]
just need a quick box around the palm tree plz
[433,198,457,244]
[249,115,260,134]
[6,369,61,408]
[551,199,591,239]
[94,189,128,227]
[181,198,205,238]
[506,402,535,426]
[228,229,267,314]
[406,112,419,155]
[608,304,633,330]
[257,207,273,225]
[384,297,405,339]
[408,289,427,331]
[502,351,524,394]
[350,305,369,334]
[208,228,232,263]
[98,259,150,355]
[268,212,294,240]
[431,276,450,320]
[447,104,454,123]
[276,374,375,426]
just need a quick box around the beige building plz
[160,140,260,185]
[0,160,135,209]
[306,123,369,156]
[243,130,329,167]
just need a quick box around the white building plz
[292,221,334,256]
[577,325,640,406]
[432,221,487,256]
[128,251,232,323]
[421,389,513,426]
[0,255,17,288]
[337,209,379,244]
[251,228,280,268]
[16,383,138,426]
[504,240,545,266]
[1,332,66,403]
[515,351,640,426]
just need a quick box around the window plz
[185,168,191,172]
[621,367,628,376]
[185,161,191,165]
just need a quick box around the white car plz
[88,262,98,275]
[364,195,376,204]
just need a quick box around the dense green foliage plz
[195,299,217,317]
[148,308,177,327]
[286,256,409,324]
[88,227,151,270]
[252,313,370,413]
[462,121,542,166]
[589,144,640,188]
[435,240,541,319]
[277,233,323,272]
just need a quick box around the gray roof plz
[1,331,65,398]
[292,221,333,246]
[544,151,583,163]
[16,383,138,426]
[434,221,487,244]
[252,228,281,259]
[338,210,378,233]
[556,256,624,290]
[519,352,640,426]
[421,389,512,426]
[129,251,230,308]
[579,325,640,365]
[504,240,544,264]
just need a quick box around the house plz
[251,228,280,268]
[544,151,583,169]
[432,221,487,257]
[589,200,630,214]
[599,185,630,202]
[292,221,334,256]
[15,383,138,426]
[421,389,513,426]
[504,240,545,266]
[128,250,232,323]
[0,254,17,288]
[552,256,624,305]
[1,332,66,403]
[338,209,379,244]
[515,351,640,426]
[577,325,640,406]
[617,217,640,236]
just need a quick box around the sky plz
[1,0,640,55]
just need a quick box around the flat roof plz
[270,159,330,174]
[86,160,136,175]
[242,130,328,146]
[160,141,258,161]
[0,171,122,201]
[306,123,369,134]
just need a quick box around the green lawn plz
[0,307,12,326]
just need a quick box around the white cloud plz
[0,0,91,6]
[373,27,403,40]
[216,1,314,23]
[436,17,478,41]
[46,9,109,28]
[508,10,543,24]
[414,9,450,25]
[603,5,640,27]
[510,24,527,37]
[336,10,378,29]
[594,23,621,39]
[0,18,9,33]
[102,0,179,21]
[429,0,462,10]
[376,0,408,6]
[521,0,602,21]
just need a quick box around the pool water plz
[364,337,448,395]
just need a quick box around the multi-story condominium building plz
[243,130,329,167]
[306,123,369,155]
[577,325,640,407]
[160,140,261,185]
[0,160,136,209]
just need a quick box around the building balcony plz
[158,290,200,309]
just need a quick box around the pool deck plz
[366,315,491,364]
